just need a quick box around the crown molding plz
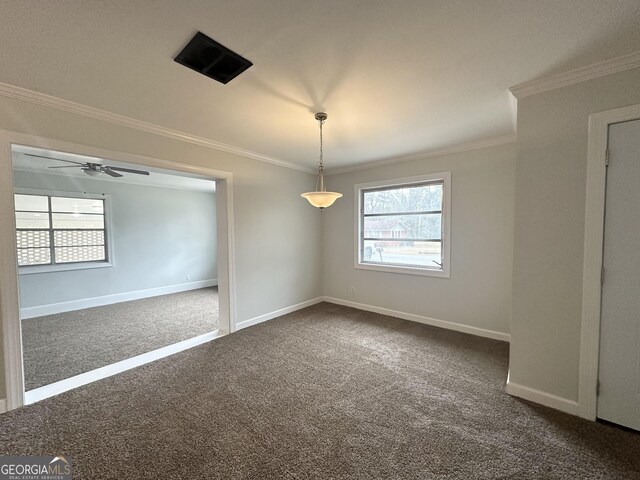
[0,82,316,174]
[325,134,516,176]
[510,50,640,99]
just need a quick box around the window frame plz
[15,188,114,275]
[354,172,451,278]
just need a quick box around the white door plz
[597,118,640,431]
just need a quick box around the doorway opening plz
[0,133,235,410]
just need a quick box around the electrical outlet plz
[186,274,191,281]
[350,287,356,296]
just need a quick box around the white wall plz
[13,169,217,310]
[322,142,516,337]
[0,94,323,400]
[510,66,640,404]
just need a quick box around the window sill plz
[19,262,113,275]
[355,261,450,278]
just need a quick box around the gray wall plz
[510,66,640,402]
[0,94,323,400]
[323,142,516,336]
[14,170,217,309]
[8,64,638,408]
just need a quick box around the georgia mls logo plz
[0,455,72,480]
[49,456,70,472]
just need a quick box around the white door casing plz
[596,118,640,431]
[580,103,640,421]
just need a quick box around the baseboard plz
[236,297,323,331]
[0,398,6,414]
[505,377,579,416]
[20,279,218,319]
[24,330,223,405]
[321,296,510,342]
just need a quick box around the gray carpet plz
[22,287,218,390]
[2,302,639,479]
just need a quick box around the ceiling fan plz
[26,153,150,178]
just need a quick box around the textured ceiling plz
[1,0,640,170]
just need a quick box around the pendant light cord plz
[319,117,324,169]
[317,116,326,192]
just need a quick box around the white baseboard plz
[236,297,323,331]
[24,330,223,405]
[0,398,6,414]
[20,279,218,319]
[505,375,579,416]
[321,296,510,342]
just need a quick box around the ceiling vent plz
[174,32,253,84]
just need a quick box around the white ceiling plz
[12,146,216,192]
[1,1,639,170]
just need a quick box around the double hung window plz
[356,172,450,277]
[15,192,110,272]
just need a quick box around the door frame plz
[579,103,640,420]
[0,130,236,411]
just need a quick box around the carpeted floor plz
[2,302,639,479]
[22,287,218,390]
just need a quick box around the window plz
[355,172,451,277]
[15,192,111,272]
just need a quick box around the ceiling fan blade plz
[103,168,123,178]
[48,165,83,169]
[26,154,87,166]
[106,166,150,175]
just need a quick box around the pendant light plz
[301,112,343,209]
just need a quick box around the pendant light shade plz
[301,112,342,209]
[301,190,342,208]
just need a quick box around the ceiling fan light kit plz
[301,112,343,210]
[82,168,101,176]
